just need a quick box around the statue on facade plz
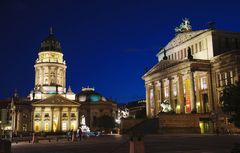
[175,18,192,33]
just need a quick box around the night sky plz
[1,0,240,103]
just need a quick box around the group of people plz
[67,127,83,141]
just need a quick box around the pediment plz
[159,29,209,53]
[32,95,79,106]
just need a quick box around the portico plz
[143,59,213,117]
[32,95,80,132]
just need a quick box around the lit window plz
[230,71,234,84]
[164,87,169,98]
[199,41,202,51]
[200,77,207,90]
[224,72,228,86]
[173,84,177,96]
[195,43,198,53]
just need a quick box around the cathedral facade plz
[0,29,117,133]
[142,19,240,132]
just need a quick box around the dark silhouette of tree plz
[221,82,240,127]
[96,115,115,132]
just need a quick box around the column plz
[154,81,161,114]
[160,80,164,103]
[145,84,151,118]
[189,70,196,113]
[41,107,44,131]
[59,108,62,131]
[35,68,37,86]
[195,74,201,113]
[63,69,66,89]
[51,107,54,132]
[207,71,214,112]
[168,77,175,111]
[41,67,44,86]
[68,108,71,130]
[177,73,185,113]
[151,82,156,116]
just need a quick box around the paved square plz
[12,134,240,153]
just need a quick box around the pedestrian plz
[79,128,82,141]
[76,128,80,141]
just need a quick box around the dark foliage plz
[221,82,240,128]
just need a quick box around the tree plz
[96,115,115,132]
[221,82,240,127]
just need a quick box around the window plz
[195,43,198,53]
[171,54,174,60]
[235,38,239,49]
[173,84,177,96]
[168,55,170,60]
[175,52,177,60]
[23,124,27,132]
[199,41,202,51]
[164,87,169,98]
[178,51,180,60]
[181,50,183,59]
[230,71,234,84]
[191,45,194,54]
[184,48,187,57]
[200,77,207,90]
[224,72,228,86]
[225,38,230,49]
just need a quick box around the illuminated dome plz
[76,87,107,103]
[39,28,62,52]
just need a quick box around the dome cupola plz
[39,27,62,52]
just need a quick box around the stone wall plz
[158,114,207,134]
[120,118,145,133]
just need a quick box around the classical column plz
[145,84,151,118]
[189,70,196,113]
[51,107,54,132]
[177,73,184,113]
[41,67,44,85]
[168,77,175,111]
[59,108,62,131]
[160,80,164,103]
[68,108,71,130]
[63,69,66,89]
[195,74,201,113]
[207,71,214,112]
[154,81,161,114]
[41,107,44,131]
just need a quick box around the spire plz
[13,88,19,98]
[49,27,53,35]
[67,86,72,93]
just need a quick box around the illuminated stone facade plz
[0,29,117,133]
[143,21,240,120]
[29,28,75,100]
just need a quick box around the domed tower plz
[30,28,68,100]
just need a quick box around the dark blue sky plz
[0,0,240,103]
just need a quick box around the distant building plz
[142,19,240,133]
[125,99,146,118]
[0,29,117,133]
[76,87,117,130]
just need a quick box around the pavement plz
[12,134,240,153]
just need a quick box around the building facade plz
[142,19,240,131]
[0,29,117,133]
